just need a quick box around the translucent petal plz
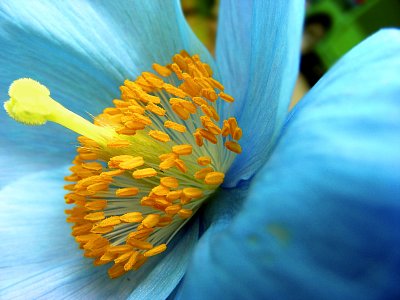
[216,0,305,186]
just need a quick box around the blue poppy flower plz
[1,1,399,300]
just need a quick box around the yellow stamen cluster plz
[5,51,242,279]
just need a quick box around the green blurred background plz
[182,0,400,105]
[182,0,218,53]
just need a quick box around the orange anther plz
[165,204,182,215]
[139,92,161,104]
[132,254,148,271]
[152,63,172,77]
[203,63,213,77]
[144,244,167,257]
[201,104,214,118]
[124,251,140,271]
[120,212,143,223]
[192,96,208,106]
[124,120,146,130]
[157,216,173,227]
[183,187,203,199]
[113,99,131,108]
[207,77,224,90]
[178,209,193,219]
[108,264,126,279]
[175,159,187,173]
[141,196,155,207]
[228,117,238,135]
[194,167,214,179]
[172,144,192,155]
[166,190,182,201]
[221,120,230,137]
[180,50,190,58]
[79,152,99,160]
[116,187,139,197]
[204,171,225,185]
[116,127,136,135]
[131,113,152,125]
[103,107,121,115]
[90,225,114,234]
[141,72,164,89]
[194,131,204,147]
[199,129,218,144]
[118,156,145,170]
[201,88,218,102]
[225,140,242,154]
[85,200,107,211]
[146,103,166,116]
[233,127,243,140]
[108,245,134,254]
[164,120,186,133]
[128,228,154,240]
[84,211,105,221]
[99,216,121,227]
[100,251,117,264]
[86,182,109,193]
[171,63,184,80]
[180,194,190,205]
[171,103,190,120]
[132,168,157,179]
[127,238,153,250]
[127,105,146,114]
[163,83,187,98]
[75,234,100,243]
[173,54,188,71]
[219,92,235,103]
[160,177,179,188]
[149,130,171,143]
[152,185,170,196]
[197,156,211,166]
[159,158,176,170]
[142,214,161,228]
[159,152,178,161]
[209,105,220,121]
[114,250,136,264]
[179,100,197,114]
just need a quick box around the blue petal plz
[178,30,400,299]
[128,218,199,300]
[0,0,213,172]
[0,167,200,299]
[0,151,57,188]
[216,0,305,186]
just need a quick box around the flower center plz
[4,51,242,279]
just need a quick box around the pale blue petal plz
[0,2,210,295]
[178,30,400,299]
[200,181,251,232]
[0,0,213,171]
[0,167,200,299]
[128,218,199,300]
[0,151,59,188]
[216,0,305,186]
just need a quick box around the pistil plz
[4,78,113,145]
